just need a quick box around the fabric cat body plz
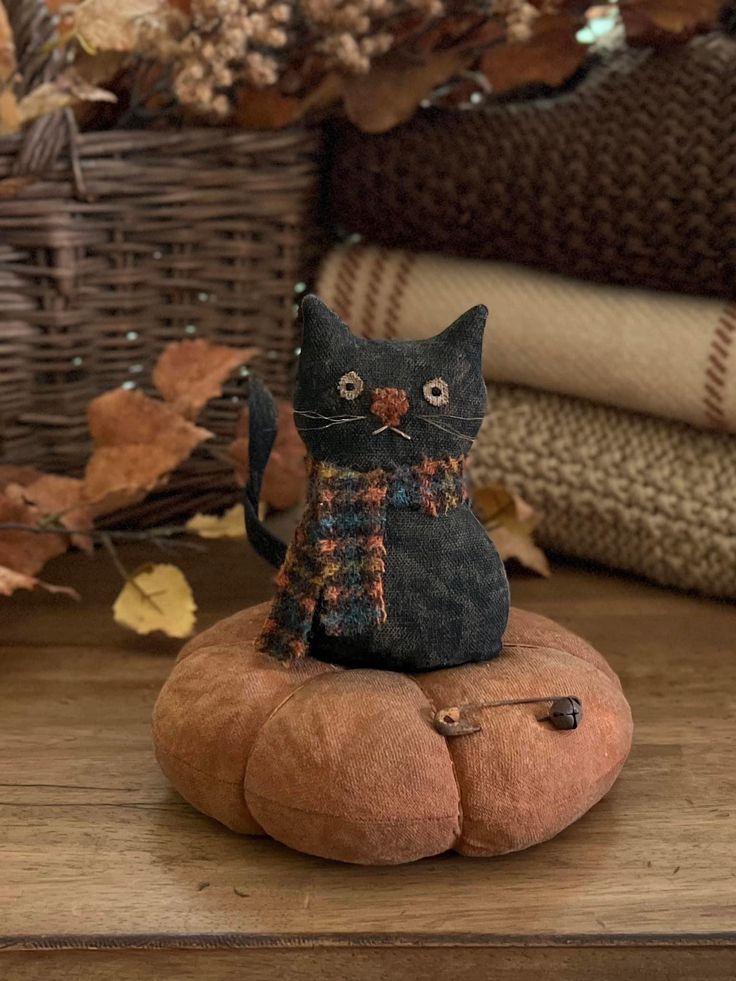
[245,295,510,672]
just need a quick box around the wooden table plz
[2,539,735,979]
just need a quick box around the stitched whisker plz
[416,414,486,421]
[416,417,476,442]
[294,410,366,422]
[372,424,411,439]
[296,418,367,432]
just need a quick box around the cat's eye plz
[337,370,364,401]
[423,377,449,407]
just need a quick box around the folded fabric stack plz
[322,30,736,599]
[316,245,736,598]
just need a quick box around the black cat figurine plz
[244,294,510,672]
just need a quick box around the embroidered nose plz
[371,388,409,428]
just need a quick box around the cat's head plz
[294,295,488,470]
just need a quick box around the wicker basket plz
[0,1,323,522]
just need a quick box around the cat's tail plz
[243,377,287,569]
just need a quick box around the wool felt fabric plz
[472,384,736,600]
[257,455,467,661]
[245,295,510,673]
[153,602,633,865]
[329,33,736,299]
[317,246,736,435]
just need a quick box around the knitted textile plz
[257,455,467,661]
[329,34,736,298]
[316,246,736,434]
[472,385,736,599]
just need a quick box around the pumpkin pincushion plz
[153,601,632,865]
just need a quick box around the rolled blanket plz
[329,33,736,299]
[317,246,736,435]
[471,384,736,600]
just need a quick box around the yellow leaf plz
[113,563,196,638]
[186,503,245,539]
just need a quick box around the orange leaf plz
[0,564,80,600]
[343,47,474,133]
[0,494,67,577]
[152,339,257,420]
[481,13,586,93]
[18,474,94,553]
[620,0,724,45]
[88,386,211,448]
[83,445,183,516]
[229,400,307,512]
[83,387,212,516]
[234,87,303,131]
[0,465,44,490]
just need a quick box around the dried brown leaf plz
[235,72,344,130]
[229,400,307,512]
[481,13,586,93]
[88,386,211,448]
[83,388,212,516]
[152,339,257,420]
[234,87,303,130]
[343,47,473,134]
[84,445,181,517]
[0,493,67,576]
[0,564,80,600]
[620,0,724,45]
[0,465,44,490]
[19,474,94,553]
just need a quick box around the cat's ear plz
[435,304,488,357]
[300,294,352,353]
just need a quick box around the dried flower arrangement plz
[0,0,727,136]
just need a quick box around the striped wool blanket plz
[317,246,736,435]
[471,384,736,599]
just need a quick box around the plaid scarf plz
[257,455,468,662]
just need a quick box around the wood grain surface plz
[1,539,735,979]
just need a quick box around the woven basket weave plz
[0,1,323,522]
[329,32,736,299]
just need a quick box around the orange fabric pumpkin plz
[153,603,632,865]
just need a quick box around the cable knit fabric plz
[316,246,736,435]
[471,385,736,599]
[329,33,736,299]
